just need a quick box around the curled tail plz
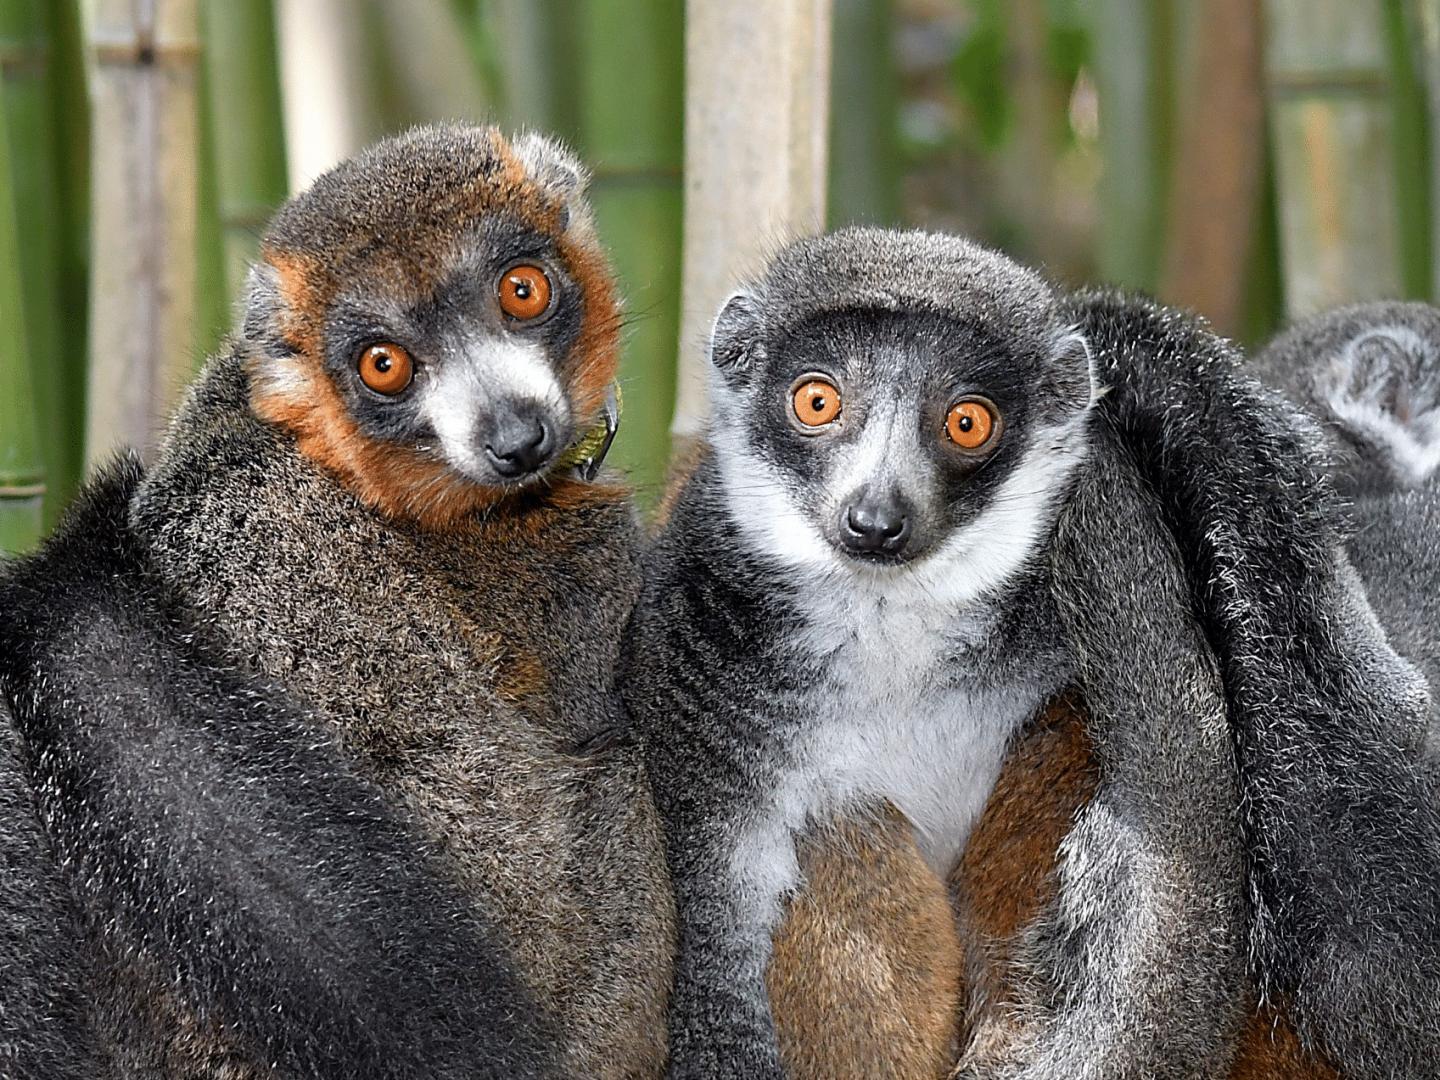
[1253,301,1440,493]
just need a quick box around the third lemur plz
[620,227,1096,1077]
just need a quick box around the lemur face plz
[709,228,1095,603]
[243,126,620,528]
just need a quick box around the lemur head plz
[708,227,1096,605]
[244,124,620,528]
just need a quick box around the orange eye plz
[357,343,414,395]
[791,378,842,429]
[945,397,999,450]
[498,263,553,321]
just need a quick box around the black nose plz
[483,404,557,478]
[839,494,912,557]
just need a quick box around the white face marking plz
[711,329,1096,877]
[421,338,568,482]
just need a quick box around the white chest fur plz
[726,569,1064,937]
[791,581,1051,875]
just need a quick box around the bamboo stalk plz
[83,0,202,465]
[0,2,74,527]
[1263,0,1403,317]
[828,0,900,227]
[674,0,833,440]
[486,0,580,138]
[0,73,45,553]
[1386,0,1433,299]
[274,0,373,192]
[575,0,685,499]
[367,0,489,128]
[1159,0,1266,336]
[1086,0,1174,291]
[45,0,90,518]
[200,0,286,296]
[194,51,227,361]
[1421,0,1440,299]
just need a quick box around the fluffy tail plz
[1075,289,1440,1080]
[1253,301,1440,493]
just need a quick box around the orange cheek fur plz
[248,135,625,533]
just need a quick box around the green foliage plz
[953,0,1011,151]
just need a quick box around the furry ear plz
[1050,327,1099,407]
[241,262,286,343]
[511,131,590,230]
[709,291,765,384]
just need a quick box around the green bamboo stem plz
[83,0,203,465]
[485,0,580,138]
[1263,0,1403,317]
[0,73,45,553]
[1086,0,1175,291]
[200,0,287,298]
[0,2,72,528]
[367,0,489,130]
[828,0,900,226]
[575,0,685,500]
[44,0,90,519]
[1386,0,1433,299]
[1421,0,1440,299]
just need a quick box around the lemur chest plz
[778,597,1053,876]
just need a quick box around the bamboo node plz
[0,483,46,498]
[91,34,201,68]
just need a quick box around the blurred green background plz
[1,0,1435,550]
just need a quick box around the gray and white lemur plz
[0,125,674,1079]
[621,227,1098,1077]
[1239,301,1440,1077]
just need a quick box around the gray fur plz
[626,228,1237,1079]
[1241,301,1440,1075]
[1252,301,1440,495]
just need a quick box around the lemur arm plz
[0,459,557,1080]
[651,780,790,1080]
[956,444,1249,1080]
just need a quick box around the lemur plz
[1251,300,1440,497]
[620,226,1098,1077]
[0,125,674,1078]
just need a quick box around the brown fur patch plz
[949,695,1098,1056]
[769,805,965,1080]
[952,695,1098,942]
[249,131,624,532]
[1229,1005,1340,1080]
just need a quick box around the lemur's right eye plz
[945,397,1000,450]
[358,343,414,395]
[791,377,842,430]
[498,264,553,321]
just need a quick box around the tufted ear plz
[709,290,766,386]
[242,262,286,343]
[511,131,591,230]
[1050,326,1099,408]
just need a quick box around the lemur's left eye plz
[498,264,553,321]
[945,397,1000,450]
[791,377,842,430]
[358,343,414,395]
